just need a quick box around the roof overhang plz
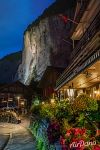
[55,50,100,91]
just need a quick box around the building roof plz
[0,81,28,92]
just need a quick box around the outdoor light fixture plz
[50,99,55,104]
[17,96,20,99]
[20,101,25,106]
[8,98,13,102]
[17,96,20,108]
[42,101,45,105]
[94,91,97,94]
[2,100,7,103]
[94,90,100,95]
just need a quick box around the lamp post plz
[17,96,20,109]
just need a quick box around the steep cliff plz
[0,51,21,83]
[17,0,76,85]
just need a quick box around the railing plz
[71,10,100,59]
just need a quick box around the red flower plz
[66,132,71,137]
[60,136,66,145]
[74,128,81,135]
[80,128,86,135]
[93,145,100,150]
[66,129,71,137]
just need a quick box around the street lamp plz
[17,96,20,108]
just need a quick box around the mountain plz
[17,0,76,85]
[27,0,76,28]
[0,51,22,83]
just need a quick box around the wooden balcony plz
[71,10,100,60]
[70,0,90,37]
[55,11,100,90]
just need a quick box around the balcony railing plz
[71,10,100,60]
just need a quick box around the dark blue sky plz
[0,0,55,58]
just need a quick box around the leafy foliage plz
[40,103,55,120]
[72,94,98,112]
[55,100,72,120]
[30,95,99,149]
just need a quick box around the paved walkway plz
[0,134,9,150]
[0,117,36,150]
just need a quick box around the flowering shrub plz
[30,96,99,149]
[60,128,100,150]
[47,119,61,144]
[72,94,98,113]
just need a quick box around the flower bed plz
[30,118,56,150]
[60,128,100,150]
[30,94,100,150]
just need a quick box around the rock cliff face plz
[18,15,73,85]
[17,0,76,85]
[0,51,21,83]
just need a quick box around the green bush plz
[72,94,98,112]
[40,103,56,120]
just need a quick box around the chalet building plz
[0,81,33,112]
[38,66,64,100]
[55,0,100,101]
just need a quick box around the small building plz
[0,81,32,113]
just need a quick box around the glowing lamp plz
[50,99,55,104]
[21,101,25,106]
[42,101,45,105]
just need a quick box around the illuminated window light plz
[8,99,13,102]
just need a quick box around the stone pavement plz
[0,134,9,150]
[0,117,36,150]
